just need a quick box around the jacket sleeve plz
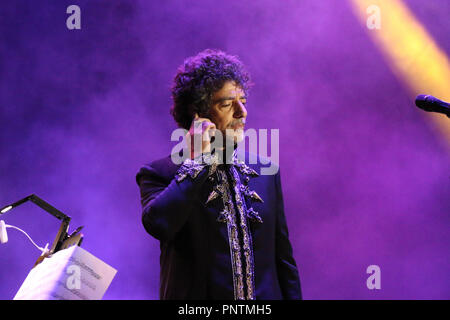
[274,168,302,300]
[136,157,212,242]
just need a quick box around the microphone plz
[415,95,450,118]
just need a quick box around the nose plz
[233,100,247,119]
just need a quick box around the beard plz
[222,126,244,142]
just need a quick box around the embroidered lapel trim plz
[175,153,219,183]
[175,149,265,300]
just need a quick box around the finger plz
[193,114,214,123]
[204,127,217,144]
[202,122,216,133]
[207,128,216,140]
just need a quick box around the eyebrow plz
[213,96,247,103]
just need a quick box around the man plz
[136,49,302,300]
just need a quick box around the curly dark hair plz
[170,49,251,130]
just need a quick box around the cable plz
[4,223,49,255]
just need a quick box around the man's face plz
[208,81,247,145]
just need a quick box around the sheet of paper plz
[14,246,117,300]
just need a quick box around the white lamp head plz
[1,206,12,214]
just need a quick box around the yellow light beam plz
[349,0,450,148]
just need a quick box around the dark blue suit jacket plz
[136,152,302,300]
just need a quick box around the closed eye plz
[220,98,246,108]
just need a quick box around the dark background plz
[0,0,449,299]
